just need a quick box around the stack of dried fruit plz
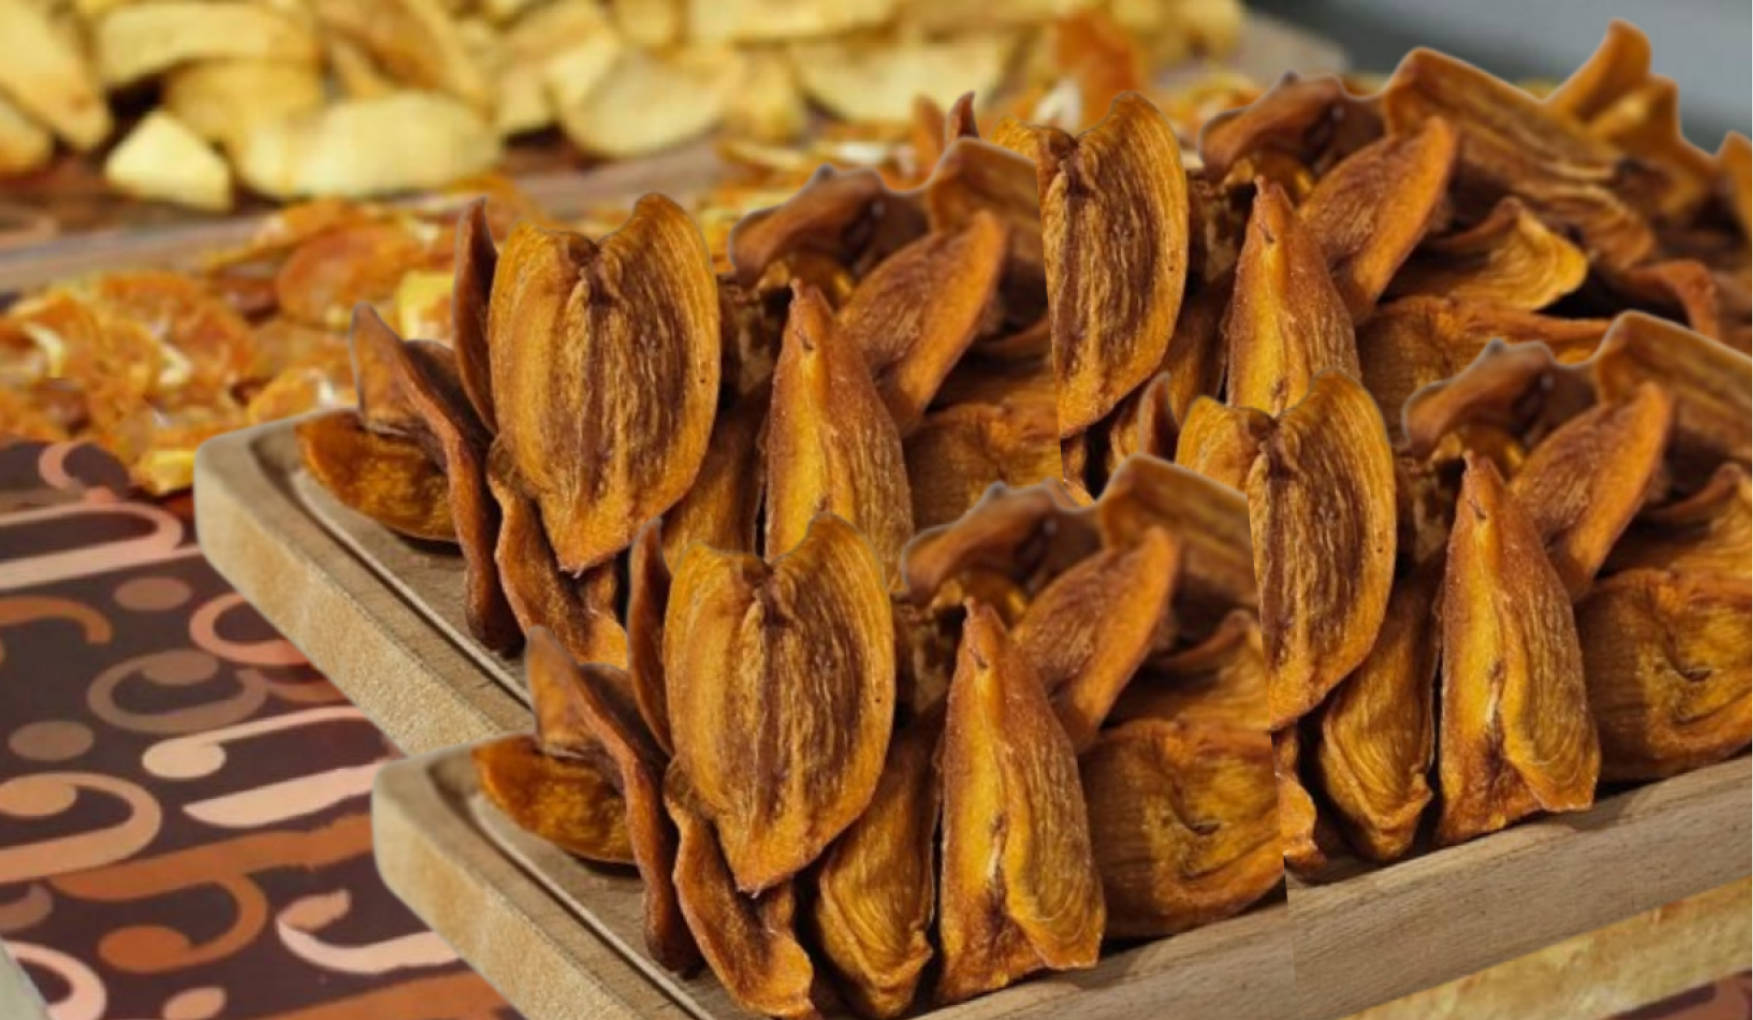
[0,0,1242,208]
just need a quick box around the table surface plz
[0,436,1744,1020]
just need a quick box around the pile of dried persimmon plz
[298,21,1750,1019]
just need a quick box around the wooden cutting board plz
[199,420,1752,1020]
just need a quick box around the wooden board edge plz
[1290,756,1753,1020]
[193,422,527,753]
[372,749,700,1020]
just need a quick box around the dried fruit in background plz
[938,603,1103,1005]
[1590,312,1752,477]
[811,710,944,1020]
[1249,372,1397,728]
[837,211,1009,433]
[488,196,721,573]
[1316,564,1442,862]
[766,283,914,572]
[1224,179,1358,416]
[1014,527,1180,750]
[1016,93,1190,438]
[1510,382,1673,597]
[667,767,819,1020]
[473,734,634,864]
[664,514,894,893]
[1389,198,1590,311]
[1083,718,1280,937]
[297,411,455,542]
[1438,454,1599,845]
[1577,570,1752,781]
[1297,116,1458,319]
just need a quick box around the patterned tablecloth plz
[0,437,1744,1020]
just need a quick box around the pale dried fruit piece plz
[489,196,720,573]
[627,519,673,756]
[1511,382,1673,597]
[1015,527,1179,750]
[1591,312,1751,475]
[1390,198,1589,311]
[903,398,1062,532]
[1273,726,1331,876]
[766,283,913,573]
[553,48,746,159]
[103,111,234,212]
[451,199,498,432]
[667,768,819,1020]
[662,383,767,563]
[665,514,894,893]
[811,710,943,1020]
[1249,373,1397,728]
[901,481,1098,613]
[1381,48,1653,268]
[1608,464,1750,583]
[938,603,1103,1005]
[1438,454,1599,846]
[474,734,634,864]
[788,30,1014,124]
[1175,397,1270,492]
[837,212,1009,433]
[93,1,319,88]
[298,411,454,542]
[488,447,629,668]
[0,92,51,175]
[687,0,892,43]
[1098,455,1258,629]
[162,58,325,150]
[1316,564,1442,862]
[1018,93,1190,437]
[524,630,698,972]
[1198,73,1378,182]
[0,0,111,150]
[1400,340,1596,461]
[1224,179,1359,416]
[1298,117,1458,319]
[1357,297,1607,439]
[1577,570,1751,781]
[1083,718,1280,938]
[312,0,492,111]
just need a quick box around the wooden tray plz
[374,745,1296,1020]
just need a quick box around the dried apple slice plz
[765,283,913,573]
[1224,179,1359,415]
[1175,397,1270,492]
[474,734,634,864]
[1013,93,1190,437]
[1099,455,1258,632]
[488,195,720,573]
[1249,373,1397,728]
[938,603,1103,1005]
[1438,454,1599,845]
[1316,564,1442,862]
[1014,527,1178,750]
[1391,198,1588,312]
[811,710,944,1020]
[1083,718,1280,938]
[665,513,894,893]
[1510,381,1673,597]
[666,767,818,1020]
[837,212,1009,433]
[451,198,498,431]
[1577,569,1751,781]
[1591,312,1751,475]
[297,411,454,542]
[1298,117,1458,319]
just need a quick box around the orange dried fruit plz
[1608,464,1750,584]
[1297,116,1458,319]
[488,195,720,573]
[473,734,634,865]
[901,481,1098,614]
[1718,132,1751,236]
[1110,610,1269,732]
[1316,563,1442,862]
[1510,381,1673,597]
[1198,73,1379,182]
[1082,718,1281,938]
[667,766,819,1020]
[1014,527,1179,751]
[1012,92,1190,437]
[765,282,913,574]
[810,709,944,1020]
[662,381,768,563]
[1175,396,1271,492]
[1390,198,1589,311]
[1273,725,1332,876]
[1438,454,1599,845]
[902,397,1062,532]
[297,410,455,542]
[938,603,1103,1005]
[1248,373,1397,728]
[1400,340,1596,462]
[274,221,433,330]
[664,513,895,893]
[1155,270,1234,424]
[627,518,673,756]
[924,138,1046,325]
[1591,312,1751,476]
[1577,569,1751,781]
[729,166,923,287]
[451,198,499,430]
[1224,178,1359,415]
